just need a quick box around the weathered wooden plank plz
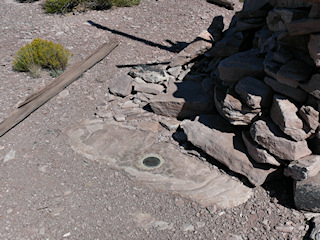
[0,39,119,137]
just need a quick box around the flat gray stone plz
[109,74,133,97]
[181,116,277,186]
[250,120,312,161]
[67,120,252,208]
[276,60,313,88]
[309,34,320,67]
[129,65,167,84]
[242,131,280,166]
[218,49,265,82]
[235,77,273,109]
[150,80,214,119]
[300,74,320,100]
[295,171,320,213]
[264,76,307,103]
[270,94,312,141]
[215,86,260,126]
[284,155,320,181]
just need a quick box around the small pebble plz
[4,150,16,163]
[63,232,71,238]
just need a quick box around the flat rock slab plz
[181,116,277,186]
[109,74,133,97]
[169,30,214,67]
[67,119,252,208]
[264,76,307,103]
[242,131,280,166]
[250,120,312,160]
[295,171,320,213]
[217,49,265,82]
[150,80,214,119]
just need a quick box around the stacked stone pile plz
[104,0,320,212]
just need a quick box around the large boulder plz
[181,115,277,186]
[250,120,312,160]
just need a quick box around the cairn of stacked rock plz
[107,0,320,212]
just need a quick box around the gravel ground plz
[0,0,313,239]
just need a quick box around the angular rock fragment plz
[235,76,273,109]
[276,60,313,88]
[109,74,133,97]
[166,66,182,78]
[267,8,308,32]
[308,34,320,67]
[250,120,312,160]
[150,80,214,119]
[300,74,320,100]
[129,65,167,84]
[270,94,312,141]
[181,116,276,186]
[218,49,265,82]
[294,171,320,213]
[242,131,280,166]
[299,105,319,131]
[264,76,307,103]
[288,18,320,36]
[169,30,213,67]
[284,155,320,181]
[134,83,164,95]
[215,86,260,126]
